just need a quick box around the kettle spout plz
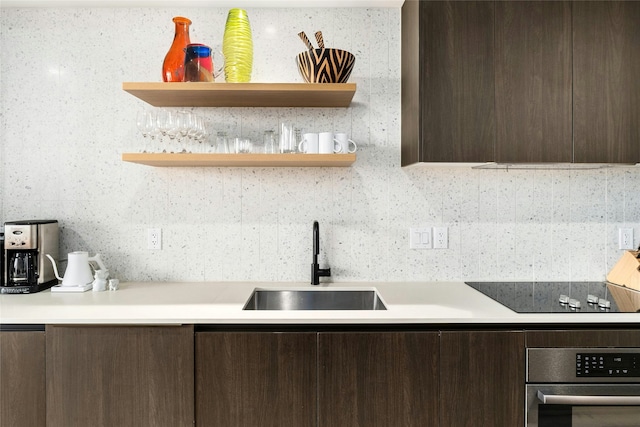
[45,254,63,281]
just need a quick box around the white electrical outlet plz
[433,227,448,249]
[619,228,634,250]
[147,228,162,250]
[409,227,432,249]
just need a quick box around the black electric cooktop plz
[465,281,640,314]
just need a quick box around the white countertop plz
[1,281,638,325]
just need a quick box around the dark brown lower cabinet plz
[37,325,638,427]
[46,325,194,427]
[440,331,525,427]
[0,331,46,427]
[318,332,440,427]
[195,332,317,427]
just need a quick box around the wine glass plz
[155,109,171,152]
[165,111,180,151]
[136,110,154,152]
[192,116,207,152]
[175,110,191,152]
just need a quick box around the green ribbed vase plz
[222,8,253,83]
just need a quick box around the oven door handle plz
[538,390,640,406]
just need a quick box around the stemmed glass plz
[165,111,180,151]
[177,110,192,152]
[136,110,154,152]
[135,109,212,153]
[155,109,172,152]
[196,116,208,151]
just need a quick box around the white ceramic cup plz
[319,132,341,154]
[298,133,319,154]
[334,133,357,153]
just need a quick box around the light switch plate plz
[409,227,432,249]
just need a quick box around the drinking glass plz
[165,111,180,150]
[155,109,171,152]
[193,117,208,152]
[136,110,154,152]
[233,137,252,153]
[263,130,276,154]
[279,122,296,153]
[216,131,229,153]
[177,111,192,139]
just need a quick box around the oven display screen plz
[576,353,640,377]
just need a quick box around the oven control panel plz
[577,353,640,377]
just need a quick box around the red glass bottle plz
[162,16,192,82]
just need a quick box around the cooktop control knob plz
[598,298,611,309]
[559,294,570,304]
[569,298,581,309]
[587,294,599,304]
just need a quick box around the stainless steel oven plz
[526,348,640,427]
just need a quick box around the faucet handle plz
[318,267,331,277]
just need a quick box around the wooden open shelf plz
[121,153,357,167]
[122,82,356,108]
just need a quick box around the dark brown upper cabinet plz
[494,1,573,163]
[573,1,640,164]
[402,0,639,165]
[402,0,495,165]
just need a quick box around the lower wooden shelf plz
[121,153,356,167]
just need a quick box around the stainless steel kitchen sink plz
[243,289,387,311]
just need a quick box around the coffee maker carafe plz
[2,220,59,294]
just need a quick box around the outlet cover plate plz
[147,228,162,250]
[619,228,634,250]
[433,226,448,249]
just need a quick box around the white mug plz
[319,132,341,154]
[298,133,319,154]
[334,133,357,154]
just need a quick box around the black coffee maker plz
[2,220,59,294]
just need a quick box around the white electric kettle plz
[46,251,107,287]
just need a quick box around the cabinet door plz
[195,332,316,427]
[495,1,572,162]
[526,329,640,348]
[0,331,46,427]
[46,325,194,427]
[573,1,640,163]
[440,331,525,427]
[318,332,439,427]
[402,1,495,164]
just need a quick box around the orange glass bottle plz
[162,16,192,82]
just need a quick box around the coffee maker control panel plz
[5,224,38,249]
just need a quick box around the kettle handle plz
[45,254,63,281]
[88,253,107,272]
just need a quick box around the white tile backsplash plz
[1,7,638,283]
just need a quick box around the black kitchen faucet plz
[311,221,331,285]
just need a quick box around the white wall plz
[1,6,638,283]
